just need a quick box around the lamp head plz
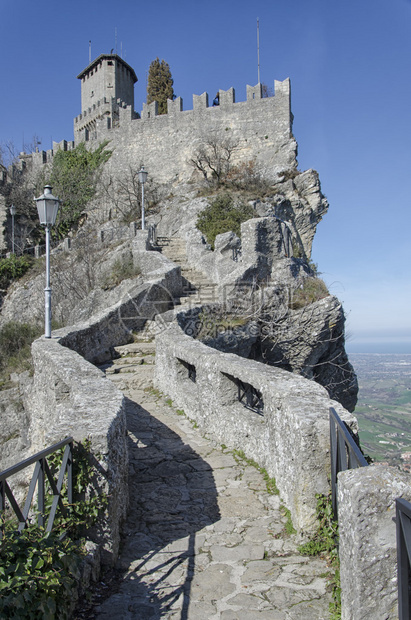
[138,166,148,185]
[34,185,60,226]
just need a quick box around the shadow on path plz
[90,396,220,619]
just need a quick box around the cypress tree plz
[146,58,174,115]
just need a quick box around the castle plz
[24,53,297,186]
[0,54,408,619]
[1,53,298,252]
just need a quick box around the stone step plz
[156,237,215,303]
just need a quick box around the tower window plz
[107,61,113,66]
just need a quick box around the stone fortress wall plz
[73,78,297,185]
[26,73,296,187]
[1,55,297,253]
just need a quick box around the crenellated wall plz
[74,79,296,185]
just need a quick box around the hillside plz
[352,353,411,467]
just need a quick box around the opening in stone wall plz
[222,373,264,417]
[177,358,197,384]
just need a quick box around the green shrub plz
[49,141,112,237]
[289,277,329,310]
[0,438,107,619]
[0,255,33,290]
[196,193,255,249]
[0,527,82,619]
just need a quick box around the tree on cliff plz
[146,58,174,115]
[190,135,239,187]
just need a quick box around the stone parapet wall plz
[338,465,411,620]
[154,321,356,537]
[25,248,182,568]
[28,337,127,566]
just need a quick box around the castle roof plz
[77,54,137,83]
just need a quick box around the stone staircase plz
[157,236,217,307]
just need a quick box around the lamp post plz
[9,204,16,254]
[138,166,148,230]
[34,185,60,338]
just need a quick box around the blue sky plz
[1,0,410,352]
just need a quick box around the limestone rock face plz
[257,295,358,412]
[253,169,328,260]
[0,385,30,472]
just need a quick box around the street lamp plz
[9,204,16,254]
[138,166,148,230]
[34,185,60,338]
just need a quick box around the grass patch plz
[102,258,141,290]
[232,449,279,495]
[298,493,340,618]
[289,277,329,310]
[281,505,296,535]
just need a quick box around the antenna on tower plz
[257,18,260,84]
[115,27,117,55]
[89,40,91,63]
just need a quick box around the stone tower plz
[75,53,137,141]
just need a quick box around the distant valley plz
[350,353,411,468]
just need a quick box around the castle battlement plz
[74,78,291,141]
[12,57,296,188]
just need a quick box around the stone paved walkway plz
[86,340,332,619]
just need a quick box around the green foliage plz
[298,493,340,618]
[0,322,42,388]
[49,141,112,237]
[0,254,34,290]
[0,438,107,619]
[147,57,174,115]
[292,240,304,259]
[289,277,329,310]
[196,193,255,249]
[0,526,82,619]
[281,505,296,535]
[101,257,142,290]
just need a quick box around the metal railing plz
[237,378,264,415]
[396,498,411,619]
[148,223,157,246]
[329,407,368,518]
[0,437,73,538]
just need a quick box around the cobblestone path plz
[87,339,332,619]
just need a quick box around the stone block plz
[338,465,411,620]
